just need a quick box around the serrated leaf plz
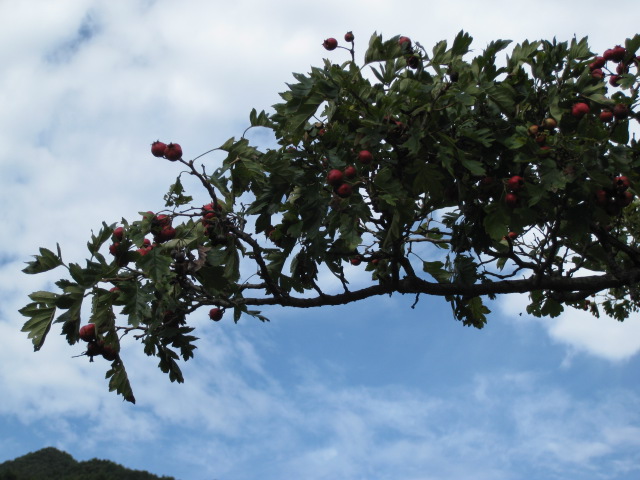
[137,247,172,283]
[106,362,136,403]
[22,247,63,274]
[19,297,57,351]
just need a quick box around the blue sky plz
[1,1,640,479]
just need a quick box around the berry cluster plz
[151,141,183,161]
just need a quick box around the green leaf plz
[137,247,172,283]
[22,247,63,274]
[19,292,58,351]
[106,362,136,404]
[422,261,452,283]
[87,223,114,256]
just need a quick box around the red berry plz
[323,38,338,51]
[505,193,518,207]
[336,183,353,198]
[613,104,629,120]
[358,150,373,164]
[609,75,621,87]
[617,191,634,207]
[571,102,590,118]
[507,175,524,192]
[156,226,176,243]
[326,169,344,186]
[151,141,167,158]
[591,68,604,80]
[113,226,124,241]
[154,214,171,227]
[344,166,357,179]
[599,110,614,123]
[109,243,120,256]
[507,231,518,240]
[595,189,609,207]
[589,57,606,70]
[101,344,118,361]
[407,55,420,69]
[603,48,615,61]
[344,31,354,42]
[398,36,412,49]
[209,307,223,321]
[79,324,96,342]
[164,143,182,161]
[142,238,151,247]
[350,256,362,266]
[609,45,627,63]
[614,176,631,192]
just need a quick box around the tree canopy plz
[20,31,640,402]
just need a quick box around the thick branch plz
[230,268,640,308]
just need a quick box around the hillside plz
[0,447,176,480]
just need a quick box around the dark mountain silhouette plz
[0,447,177,480]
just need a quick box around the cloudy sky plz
[1,1,640,479]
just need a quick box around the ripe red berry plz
[505,193,518,207]
[609,45,627,63]
[589,57,606,70]
[79,324,96,342]
[609,75,621,87]
[591,68,604,80]
[358,150,373,164]
[507,231,518,240]
[613,103,629,120]
[209,307,223,321]
[398,36,412,49]
[101,344,118,361]
[507,175,524,192]
[595,189,609,207]
[350,256,362,266]
[344,31,354,42]
[406,55,420,69]
[109,243,120,256]
[151,141,167,157]
[571,102,590,118]
[614,176,631,192]
[599,110,614,123]
[617,191,634,207]
[155,226,176,243]
[113,226,124,241]
[154,214,171,227]
[344,166,357,179]
[323,38,338,51]
[164,143,182,161]
[336,183,353,198]
[326,169,344,186]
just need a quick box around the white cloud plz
[499,293,640,361]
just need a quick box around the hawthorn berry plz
[336,183,353,198]
[164,143,182,161]
[344,31,354,42]
[323,38,338,51]
[79,324,96,342]
[571,102,590,118]
[326,169,344,186]
[507,175,524,192]
[151,141,167,158]
[505,193,518,207]
[113,226,124,241]
[209,308,223,321]
[613,104,629,120]
[358,150,373,164]
[344,166,357,179]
